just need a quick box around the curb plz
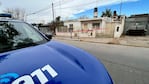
[54,37,149,48]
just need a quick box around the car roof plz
[0,18,24,22]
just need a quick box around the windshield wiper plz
[0,42,41,53]
[0,46,14,53]
[14,42,39,49]
[0,43,38,53]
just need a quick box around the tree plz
[49,16,64,35]
[101,9,112,17]
[3,8,26,21]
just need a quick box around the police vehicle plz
[0,14,113,84]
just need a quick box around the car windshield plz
[0,21,47,53]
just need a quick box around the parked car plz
[0,14,113,84]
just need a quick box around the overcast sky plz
[0,0,148,23]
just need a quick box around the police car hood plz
[0,41,112,84]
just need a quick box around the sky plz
[0,0,148,23]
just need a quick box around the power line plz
[27,0,99,21]
[26,6,50,16]
[26,0,72,16]
[55,0,97,10]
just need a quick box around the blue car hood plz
[0,41,113,84]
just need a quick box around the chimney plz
[113,10,117,16]
[113,10,118,20]
[94,7,98,18]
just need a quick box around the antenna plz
[120,0,123,16]
[96,0,98,7]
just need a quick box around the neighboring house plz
[79,16,125,38]
[56,16,125,38]
[56,7,126,38]
[56,20,81,37]
[80,18,103,31]
[79,18,107,37]
[64,20,81,32]
[124,14,149,35]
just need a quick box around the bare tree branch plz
[3,8,26,21]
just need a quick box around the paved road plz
[54,39,149,84]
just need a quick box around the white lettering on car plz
[12,64,58,84]
[12,75,34,84]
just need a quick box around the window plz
[117,27,120,32]
[69,24,73,28]
[83,23,88,30]
[92,23,100,29]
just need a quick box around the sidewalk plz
[119,36,149,48]
[54,36,149,48]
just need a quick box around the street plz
[54,39,149,84]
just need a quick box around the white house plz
[56,20,81,37]
[64,20,81,32]
[56,16,125,38]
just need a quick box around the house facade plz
[56,20,81,37]
[124,14,149,35]
[79,18,107,37]
[56,16,125,38]
[64,20,81,32]
[82,16,125,38]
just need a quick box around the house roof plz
[79,18,105,22]
[64,19,79,22]
[129,14,149,18]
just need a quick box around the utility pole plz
[52,2,55,21]
[51,2,56,35]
